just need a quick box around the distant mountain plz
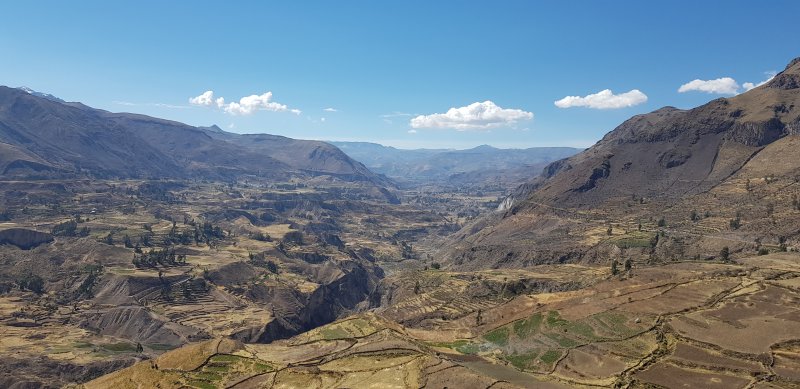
[0,86,388,186]
[17,86,65,103]
[445,56,800,269]
[329,141,581,188]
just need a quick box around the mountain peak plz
[16,86,65,103]
[471,144,497,151]
[764,57,800,90]
[785,56,800,71]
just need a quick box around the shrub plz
[719,246,730,262]
[18,274,45,294]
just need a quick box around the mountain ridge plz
[330,140,581,187]
[0,86,389,187]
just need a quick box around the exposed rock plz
[0,228,53,250]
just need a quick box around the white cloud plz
[554,89,648,109]
[678,77,739,94]
[320,117,326,122]
[407,129,417,134]
[410,101,533,131]
[381,112,413,118]
[224,92,289,115]
[743,71,777,91]
[114,101,190,109]
[189,90,215,106]
[190,90,298,116]
[323,107,338,112]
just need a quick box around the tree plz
[611,260,619,276]
[624,259,632,272]
[606,226,613,236]
[430,262,441,270]
[729,218,741,230]
[18,274,45,294]
[690,210,699,222]
[657,217,666,228]
[719,246,730,262]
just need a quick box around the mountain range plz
[330,141,581,188]
[0,86,386,185]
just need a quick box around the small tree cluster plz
[51,220,90,237]
[252,231,271,242]
[132,247,187,268]
[248,252,279,274]
[17,273,45,294]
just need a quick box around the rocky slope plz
[444,56,800,269]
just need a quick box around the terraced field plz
[82,253,800,388]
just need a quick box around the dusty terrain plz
[80,252,800,388]
[0,175,486,388]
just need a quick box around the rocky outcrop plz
[0,228,53,249]
[0,355,136,389]
[232,259,381,343]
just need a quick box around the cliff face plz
[0,228,53,250]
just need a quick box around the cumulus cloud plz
[743,71,777,91]
[189,90,298,116]
[554,89,648,109]
[189,90,215,106]
[410,101,532,131]
[678,77,739,94]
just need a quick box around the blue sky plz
[1,1,798,149]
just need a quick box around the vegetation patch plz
[187,380,217,389]
[539,350,562,364]
[191,372,222,381]
[484,327,510,346]
[210,354,243,363]
[505,352,538,370]
[101,342,138,352]
[513,312,543,339]
[320,327,351,340]
[613,232,655,249]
